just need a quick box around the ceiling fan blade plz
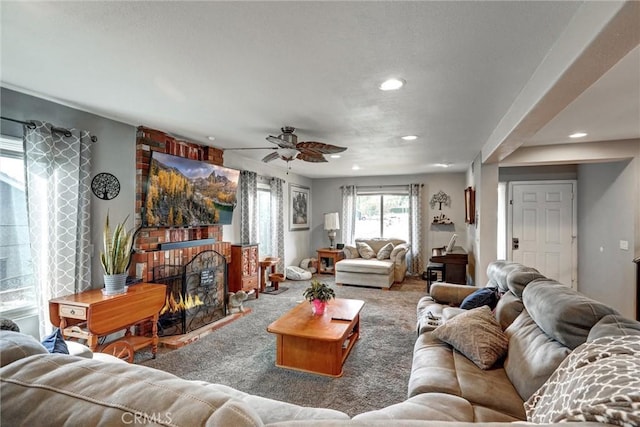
[296,141,347,154]
[266,135,296,149]
[297,152,328,163]
[262,152,280,163]
[225,147,277,151]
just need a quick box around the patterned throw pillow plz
[432,305,508,369]
[525,335,640,426]
[356,242,376,259]
[376,242,394,260]
[342,245,359,259]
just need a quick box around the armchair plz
[335,238,410,289]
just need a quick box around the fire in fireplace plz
[152,250,227,336]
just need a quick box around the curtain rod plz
[1,116,36,129]
[1,116,98,142]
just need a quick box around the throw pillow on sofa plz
[376,242,394,260]
[356,242,376,259]
[342,245,359,259]
[41,328,69,354]
[525,335,640,426]
[460,287,500,310]
[432,305,508,370]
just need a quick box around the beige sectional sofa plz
[2,260,638,426]
[335,238,409,289]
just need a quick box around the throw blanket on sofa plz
[525,335,640,427]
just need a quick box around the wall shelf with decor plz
[431,213,453,225]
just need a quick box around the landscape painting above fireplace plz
[144,151,240,227]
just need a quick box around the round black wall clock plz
[91,172,120,200]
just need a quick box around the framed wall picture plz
[464,186,475,224]
[289,184,311,231]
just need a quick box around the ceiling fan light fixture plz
[569,132,587,138]
[330,154,341,159]
[379,78,405,91]
[277,148,299,159]
[207,136,216,141]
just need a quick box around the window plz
[0,136,36,316]
[257,185,271,257]
[354,192,409,241]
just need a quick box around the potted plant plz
[303,279,335,315]
[100,212,134,295]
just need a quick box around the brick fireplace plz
[128,126,234,336]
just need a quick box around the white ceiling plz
[1,1,638,178]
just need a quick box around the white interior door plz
[509,181,577,288]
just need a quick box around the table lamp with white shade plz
[324,212,340,249]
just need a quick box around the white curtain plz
[239,170,258,245]
[408,183,424,276]
[23,121,94,338]
[341,185,357,245]
[270,178,285,272]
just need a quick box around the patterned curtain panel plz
[341,185,357,245]
[239,170,258,245]
[23,121,93,338]
[408,183,424,276]
[270,177,285,272]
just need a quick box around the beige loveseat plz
[2,260,638,426]
[334,238,409,289]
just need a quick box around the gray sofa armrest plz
[429,283,477,306]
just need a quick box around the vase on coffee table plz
[303,279,335,316]
[311,299,327,315]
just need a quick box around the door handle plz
[512,238,519,250]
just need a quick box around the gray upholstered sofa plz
[335,238,409,289]
[2,260,638,426]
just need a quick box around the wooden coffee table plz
[267,298,364,377]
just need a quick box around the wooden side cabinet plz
[229,244,259,298]
[317,248,344,275]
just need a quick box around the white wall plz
[222,151,312,268]
[310,172,468,273]
[577,159,637,318]
[466,155,499,287]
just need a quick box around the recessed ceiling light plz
[434,163,450,168]
[569,132,587,138]
[330,154,341,159]
[401,135,418,141]
[379,78,405,91]
[207,136,216,141]
[352,165,361,170]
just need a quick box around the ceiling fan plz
[226,126,347,165]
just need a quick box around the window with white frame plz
[354,188,410,241]
[0,135,36,317]
[256,183,272,257]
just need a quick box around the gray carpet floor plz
[139,277,427,417]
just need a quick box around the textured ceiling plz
[1,1,638,178]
